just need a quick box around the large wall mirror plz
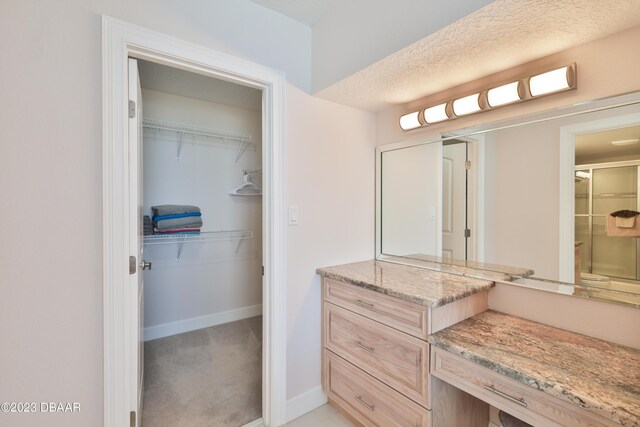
[377,91,640,307]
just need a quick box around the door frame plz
[558,111,640,282]
[102,16,286,427]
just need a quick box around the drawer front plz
[325,303,429,406]
[324,278,429,339]
[325,350,430,427]
[431,348,619,427]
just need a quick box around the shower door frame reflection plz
[575,160,640,282]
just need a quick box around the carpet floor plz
[142,316,262,427]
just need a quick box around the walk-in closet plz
[136,60,263,426]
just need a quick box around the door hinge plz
[465,160,471,170]
[262,266,264,276]
[130,411,136,427]
[129,100,136,119]
[465,229,471,238]
[129,256,137,274]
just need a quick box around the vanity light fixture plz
[398,63,577,131]
[424,103,449,123]
[399,111,422,130]
[528,65,576,97]
[487,81,522,107]
[452,93,481,116]
[611,138,639,146]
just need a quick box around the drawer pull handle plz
[355,299,375,308]
[484,385,527,407]
[355,341,375,353]
[354,395,375,412]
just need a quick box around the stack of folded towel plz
[151,205,202,235]
[143,215,154,236]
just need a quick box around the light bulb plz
[487,82,521,107]
[399,111,421,130]
[529,66,571,97]
[423,103,449,123]
[452,93,481,116]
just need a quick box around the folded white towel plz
[616,216,635,228]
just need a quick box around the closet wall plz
[141,87,262,340]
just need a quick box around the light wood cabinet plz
[324,278,429,339]
[321,276,489,426]
[325,303,429,406]
[325,351,431,427]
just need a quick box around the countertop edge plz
[316,268,495,308]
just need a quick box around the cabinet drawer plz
[431,348,619,427]
[324,278,429,339]
[325,350,430,427]
[325,303,429,406]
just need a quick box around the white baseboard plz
[285,386,328,423]
[241,418,264,427]
[144,304,262,341]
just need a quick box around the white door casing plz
[442,143,467,260]
[103,17,286,427]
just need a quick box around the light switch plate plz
[288,206,299,225]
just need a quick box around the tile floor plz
[284,404,355,427]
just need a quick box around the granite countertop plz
[428,310,640,426]
[316,260,495,308]
[381,254,534,282]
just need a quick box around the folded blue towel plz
[154,217,203,231]
[152,212,202,222]
[154,230,201,235]
[151,205,201,216]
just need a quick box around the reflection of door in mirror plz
[442,141,467,260]
[381,142,440,256]
[575,124,640,295]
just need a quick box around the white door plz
[128,57,144,426]
[442,142,467,260]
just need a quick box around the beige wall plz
[285,85,377,400]
[489,284,640,349]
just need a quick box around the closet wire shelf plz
[143,118,253,162]
[144,230,253,260]
[143,230,253,245]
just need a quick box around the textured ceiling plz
[315,0,640,112]
[250,0,341,26]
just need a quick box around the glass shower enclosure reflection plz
[575,162,640,282]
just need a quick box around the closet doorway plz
[135,58,264,426]
[102,17,286,427]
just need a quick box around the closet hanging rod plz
[143,118,252,143]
